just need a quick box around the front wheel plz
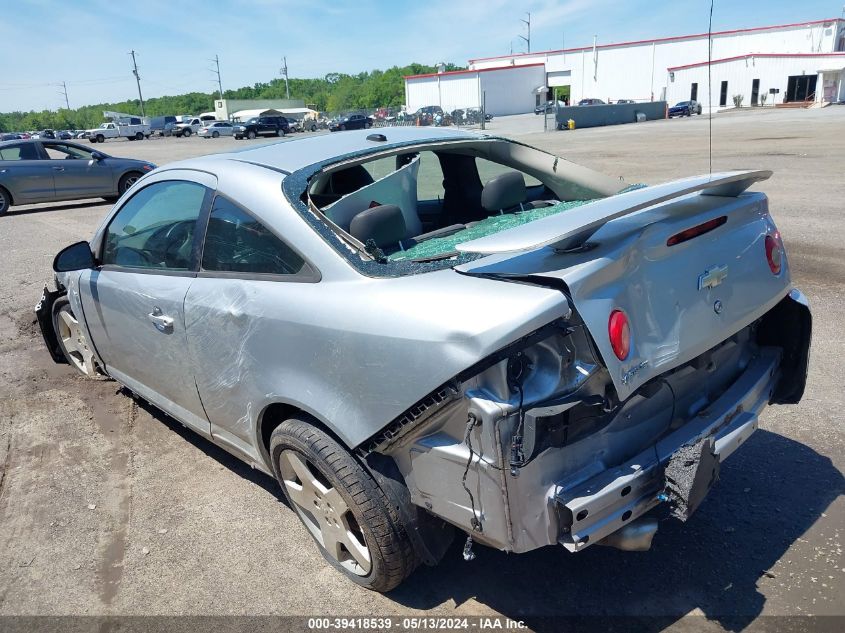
[247,130,256,140]
[183,129,192,137]
[118,171,142,194]
[270,418,417,591]
[96,134,105,143]
[364,121,372,129]
[52,297,95,376]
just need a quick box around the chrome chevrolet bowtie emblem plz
[698,265,728,290]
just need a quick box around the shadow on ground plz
[134,394,843,632]
[8,200,107,216]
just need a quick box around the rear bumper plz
[556,347,780,551]
[555,288,811,552]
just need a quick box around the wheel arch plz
[257,400,352,470]
[0,183,14,206]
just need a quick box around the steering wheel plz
[161,221,194,267]
[113,246,156,266]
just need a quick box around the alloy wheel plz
[278,450,372,576]
[56,308,94,374]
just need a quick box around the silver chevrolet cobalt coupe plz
[38,127,810,591]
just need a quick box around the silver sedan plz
[36,127,810,591]
[198,121,235,139]
[0,139,155,215]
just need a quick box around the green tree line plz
[0,63,462,132]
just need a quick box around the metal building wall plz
[479,66,546,115]
[469,19,844,107]
[666,54,845,109]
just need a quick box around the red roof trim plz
[404,62,545,80]
[468,17,844,64]
[668,51,845,71]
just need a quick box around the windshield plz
[675,102,689,107]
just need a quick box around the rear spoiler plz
[456,170,772,254]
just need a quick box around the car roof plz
[171,126,484,173]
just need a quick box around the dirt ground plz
[0,107,843,631]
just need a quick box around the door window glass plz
[0,144,39,160]
[44,143,95,160]
[103,180,207,270]
[201,196,305,275]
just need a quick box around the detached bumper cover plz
[35,285,65,364]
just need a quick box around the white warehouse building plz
[405,17,845,114]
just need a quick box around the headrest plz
[349,204,406,248]
[481,170,526,212]
[330,165,374,195]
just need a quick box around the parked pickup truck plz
[85,118,151,143]
[172,117,208,138]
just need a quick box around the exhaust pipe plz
[596,517,658,551]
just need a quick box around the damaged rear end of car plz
[358,170,811,559]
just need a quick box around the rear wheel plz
[52,297,95,376]
[135,132,144,141]
[118,171,142,194]
[0,186,10,216]
[270,417,417,592]
[212,131,219,138]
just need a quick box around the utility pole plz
[129,50,146,117]
[211,54,224,99]
[518,12,531,53]
[58,81,70,110]
[280,57,290,100]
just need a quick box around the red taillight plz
[608,310,630,361]
[765,233,782,275]
[666,216,727,246]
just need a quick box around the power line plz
[129,50,146,117]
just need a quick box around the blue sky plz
[0,0,842,112]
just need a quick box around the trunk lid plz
[455,172,792,400]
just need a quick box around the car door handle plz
[148,308,174,332]
[52,166,65,171]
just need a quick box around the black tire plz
[96,134,105,143]
[183,128,192,137]
[0,185,11,216]
[270,417,417,592]
[364,121,372,129]
[135,132,144,141]
[118,171,142,195]
[310,124,317,132]
[212,131,219,138]
[247,130,256,140]
[89,137,97,143]
[340,124,346,131]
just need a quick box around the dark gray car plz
[0,139,156,215]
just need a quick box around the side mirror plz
[91,151,105,161]
[53,241,95,272]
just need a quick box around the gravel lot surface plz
[1,108,842,631]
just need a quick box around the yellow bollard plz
[567,119,576,130]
